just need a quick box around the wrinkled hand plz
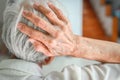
[17,3,77,56]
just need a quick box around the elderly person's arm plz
[18,3,120,63]
[73,36,120,63]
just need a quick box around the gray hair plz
[2,0,67,62]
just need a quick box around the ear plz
[0,43,8,55]
[42,57,54,65]
[10,54,17,59]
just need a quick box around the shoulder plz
[45,64,120,80]
[81,64,120,80]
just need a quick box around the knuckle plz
[58,9,62,14]
[65,19,69,24]
[55,31,63,38]
[63,20,69,25]
[62,22,70,30]
[66,22,70,26]
[47,11,54,16]
[49,39,55,46]
[34,17,40,25]
[49,40,53,44]
[40,35,46,40]
[62,27,67,32]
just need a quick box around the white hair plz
[2,0,67,62]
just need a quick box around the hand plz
[17,3,77,56]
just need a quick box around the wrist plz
[71,35,83,58]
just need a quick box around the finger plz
[48,2,68,23]
[33,3,65,28]
[29,38,53,56]
[22,10,57,37]
[18,23,51,46]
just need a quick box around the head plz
[2,0,67,64]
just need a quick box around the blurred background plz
[83,0,120,43]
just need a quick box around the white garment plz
[0,59,120,80]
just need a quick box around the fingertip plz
[48,2,53,9]
[33,2,40,8]
[28,39,35,43]
[22,10,29,16]
[17,23,23,29]
[47,2,52,6]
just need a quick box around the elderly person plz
[1,0,120,80]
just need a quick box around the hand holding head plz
[2,0,67,64]
[18,2,77,57]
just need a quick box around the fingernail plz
[23,10,29,15]
[29,39,35,43]
[34,2,40,6]
[47,2,52,5]
[17,23,22,29]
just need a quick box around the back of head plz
[2,0,67,63]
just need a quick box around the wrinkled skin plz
[18,3,77,57]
